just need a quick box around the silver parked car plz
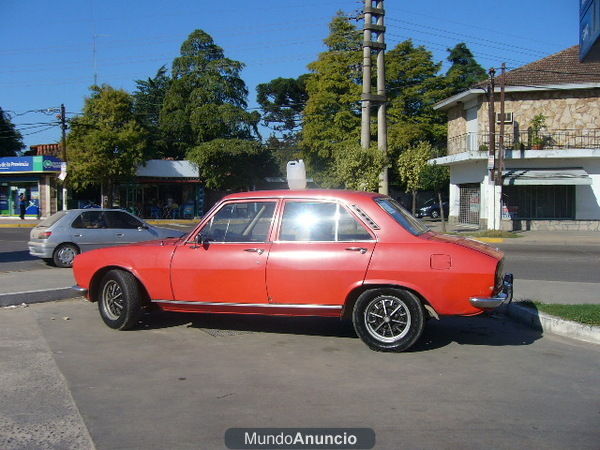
[28,209,186,268]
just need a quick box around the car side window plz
[72,211,107,229]
[201,201,276,243]
[280,202,372,242]
[104,211,144,229]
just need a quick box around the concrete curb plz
[0,287,80,307]
[504,303,600,345]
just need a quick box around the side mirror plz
[138,225,149,231]
[194,233,211,247]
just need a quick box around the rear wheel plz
[98,270,143,330]
[431,209,440,219]
[52,244,79,268]
[353,288,425,352]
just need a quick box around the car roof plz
[222,189,387,202]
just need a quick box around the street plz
[2,227,599,285]
[1,299,599,449]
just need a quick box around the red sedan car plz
[72,190,512,352]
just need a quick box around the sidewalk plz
[424,220,600,245]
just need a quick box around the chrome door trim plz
[151,299,343,309]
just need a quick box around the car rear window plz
[374,197,429,236]
[37,210,68,227]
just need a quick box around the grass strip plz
[519,301,600,326]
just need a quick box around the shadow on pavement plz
[137,310,542,351]
[0,250,38,263]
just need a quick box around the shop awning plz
[503,168,593,186]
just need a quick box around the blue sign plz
[0,156,62,173]
[580,0,600,60]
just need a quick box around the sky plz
[1,0,579,150]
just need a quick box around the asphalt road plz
[1,299,599,449]
[3,228,598,284]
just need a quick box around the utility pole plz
[60,104,68,210]
[487,68,496,183]
[496,63,506,185]
[360,0,388,194]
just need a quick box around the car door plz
[103,210,155,244]
[69,211,113,252]
[170,200,277,303]
[266,200,376,306]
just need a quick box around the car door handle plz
[244,248,265,255]
[345,247,368,254]
[73,234,83,237]
[115,233,125,237]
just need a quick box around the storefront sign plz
[0,156,62,173]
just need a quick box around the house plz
[432,45,600,231]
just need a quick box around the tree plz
[0,108,24,156]
[186,139,276,191]
[386,40,449,166]
[396,141,433,214]
[132,66,171,158]
[256,75,308,138]
[422,162,450,231]
[335,143,388,191]
[67,85,148,206]
[301,12,362,187]
[160,30,260,159]
[445,43,487,95]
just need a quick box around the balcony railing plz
[448,129,600,154]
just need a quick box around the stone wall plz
[501,219,600,231]
[477,89,600,134]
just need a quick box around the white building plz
[432,46,600,231]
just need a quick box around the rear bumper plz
[470,273,514,309]
[28,241,56,258]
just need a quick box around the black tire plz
[431,209,440,219]
[52,244,79,268]
[97,270,143,330]
[352,288,425,352]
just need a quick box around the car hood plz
[422,232,503,259]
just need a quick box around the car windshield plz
[375,198,429,236]
[37,210,68,227]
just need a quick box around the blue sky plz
[1,0,578,149]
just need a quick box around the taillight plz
[38,231,52,239]
[494,259,504,293]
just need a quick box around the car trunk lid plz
[422,231,503,259]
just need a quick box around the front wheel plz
[431,209,440,219]
[98,270,143,330]
[352,288,425,352]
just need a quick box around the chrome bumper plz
[470,273,514,309]
[72,285,88,296]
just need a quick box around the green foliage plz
[256,75,308,136]
[422,161,449,193]
[265,135,302,176]
[396,141,433,194]
[445,43,487,95]
[132,66,171,158]
[0,108,25,156]
[301,12,362,186]
[67,85,148,192]
[385,40,449,181]
[186,139,276,191]
[160,30,259,159]
[335,143,388,191]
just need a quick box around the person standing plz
[19,193,27,220]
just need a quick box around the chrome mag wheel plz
[364,295,411,343]
[101,279,124,321]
